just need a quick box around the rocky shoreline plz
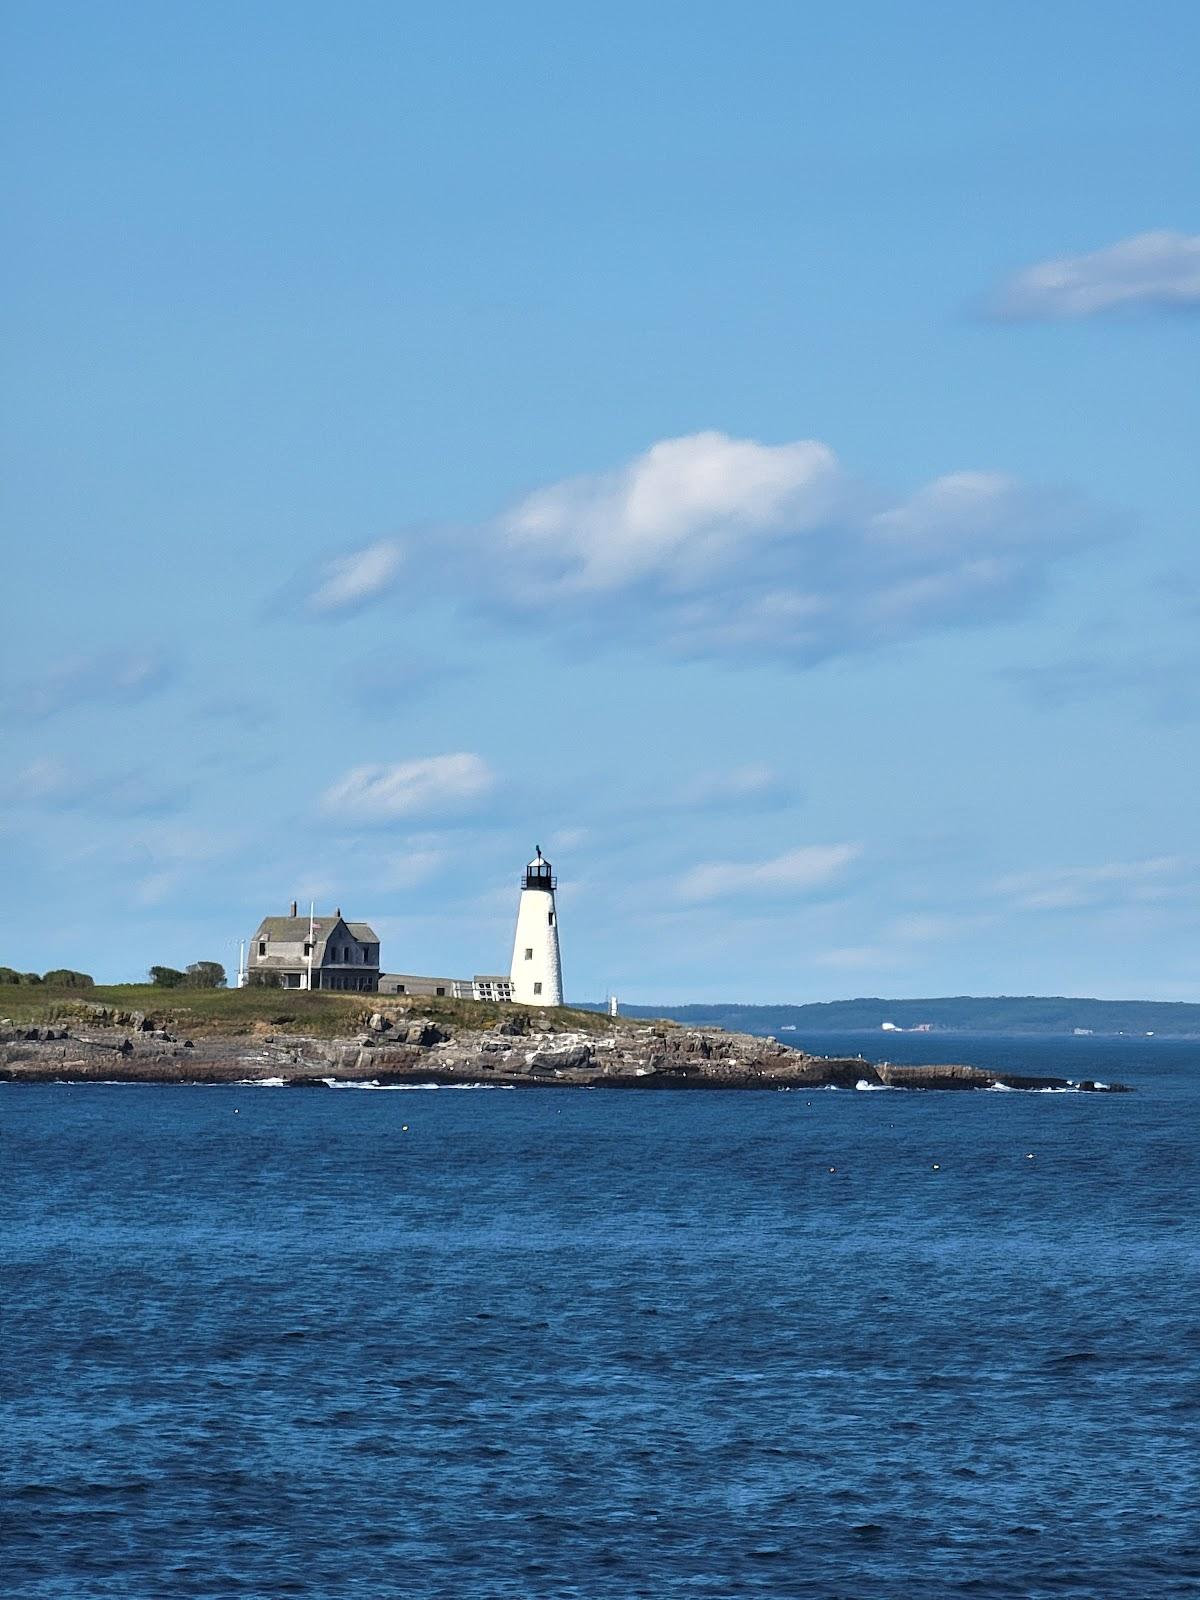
[0,1006,1130,1091]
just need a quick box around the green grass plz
[0,983,662,1039]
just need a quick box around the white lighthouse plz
[509,847,563,1006]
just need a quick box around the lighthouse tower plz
[509,847,563,1006]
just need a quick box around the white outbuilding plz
[509,847,563,1005]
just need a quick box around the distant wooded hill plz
[606,996,1200,1036]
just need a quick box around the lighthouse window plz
[548,911,555,926]
[525,948,533,960]
[534,982,543,995]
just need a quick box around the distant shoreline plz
[609,995,1200,1038]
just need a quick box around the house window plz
[436,986,446,997]
[303,942,312,956]
[258,941,266,957]
[525,948,533,960]
[534,982,543,995]
[397,984,406,994]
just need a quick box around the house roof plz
[253,915,378,942]
[250,914,379,967]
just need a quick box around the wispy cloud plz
[1,757,187,817]
[669,765,794,813]
[380,845,448,888]
[987,230,1200,320]
[298,431,1111,670]
[320,753,496,822]
[1006,655,1200,722]
[676,842,860,903]
[814,943,902,972]
[345,648,469,710]
[996,857,1186,912]
[1,649,174,720]
[307,539,405,616]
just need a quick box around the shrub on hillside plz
[149,965,186,988]
[246,969,281,988]
[42,969,95,988]
[0,966,22,984]
[185,961,226,989]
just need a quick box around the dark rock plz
[403,1021,450,1048]
[528,1044,593,1073]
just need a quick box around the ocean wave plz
[855,1079,894,1091]
[320,1079,514,1091]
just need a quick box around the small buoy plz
[931,1163,940,1170]
[1025,1153,1035,1160]
[828,1166,836,1173]
[402,1124,409,1132]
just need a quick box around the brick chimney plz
[290,899,298,917]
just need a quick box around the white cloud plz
[300,430,1111,667]
[487,432,1105,664]
[502,431,843,595]
[996,857,1185,912]
[320,753,495,822]
[307,539,404,615]
[676,842,860,903]
[989,231,1200,320]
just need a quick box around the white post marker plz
[509,847,563,1006]
[305,902,315,992]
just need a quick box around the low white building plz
[378,973,513,1001]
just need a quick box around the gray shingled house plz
[248,902,380,991]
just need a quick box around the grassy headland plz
[0,982,645,1039]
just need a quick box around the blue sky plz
[3,0,1198,1000]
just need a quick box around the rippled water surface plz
[5,1036,1199,1598]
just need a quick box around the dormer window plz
[258,941,266,957]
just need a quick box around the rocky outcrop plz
[0,1019,1130,1091]
[874,1062,1130,1092]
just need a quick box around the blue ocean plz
[5,1033,1198,1599]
